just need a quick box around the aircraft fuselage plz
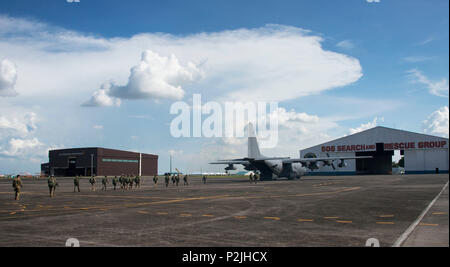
[251,159,307,180]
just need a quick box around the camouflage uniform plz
[102,176,108,191]
[89,176,96,191]
[153,175,158,187]
[183,175,189,186]
[119,175,124,189]
[202,175,207,184]
[74,176,80,192]
[124,176,128,190]
[171,175,176,185]
[175,175,180,186]
[128,176,133,189]
[112,176,118,190]
[254,173,259,184]
[249,173,254,183]
[165,174,169,187]
[48,176,57,197]
[12,175,23,200]
[134,175,141,189]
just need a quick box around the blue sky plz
[0,0,448,174]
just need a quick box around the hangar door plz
[356,143,393,175]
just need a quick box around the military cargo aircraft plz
[210,126,371,181]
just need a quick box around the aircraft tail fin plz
[247,123,262,158]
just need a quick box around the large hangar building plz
[41,147,158,177]
[300,126,448,175]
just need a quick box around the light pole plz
[90,154,94,176]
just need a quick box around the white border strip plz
[392,180,449,247]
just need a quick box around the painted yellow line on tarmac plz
[336,220,352,224]
[72,194,176,200]
[298,219,314,222]
[0,187,362,221]
[157,212,168,215]
[264,217,280,221]
[234,216,247,219]
[324,217,339,219]
[138,211,149,214]
[294,187,360,198]
[202,214,214,217]
[379,215,394,218]
[419,223,439,226]
[180,213,192,217]
[9,212,16,215]
[432,212,446,215]
[376,222,395,225]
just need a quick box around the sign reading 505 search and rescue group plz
[322,140,447,152]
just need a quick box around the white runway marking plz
[392,181,449,247]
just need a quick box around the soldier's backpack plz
[12,178,19,188]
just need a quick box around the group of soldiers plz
[11,172,259,200]
[13,175,60,199]
[80,174,142,192]
[163,173,190,187]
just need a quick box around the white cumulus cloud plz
[0,59,18,97]
[0,111,37,139]
[423,106,449,138]
[349,117,384,135]
[0,16,362,105]
[0,137,43,157]
[82,83,121,107]
[84,50,203,106]
[109,50,202,100]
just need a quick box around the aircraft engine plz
[338,160,347,168]
[225,164,237,171]
[304,152,319,171]
[243,163,257,171]
[322,153,336,170]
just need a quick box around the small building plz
[41,147,158,177]
[300,126,449,175]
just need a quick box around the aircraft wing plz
[210,156,290,164]
[209,159,251,165]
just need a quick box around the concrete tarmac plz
[0,174,448,247]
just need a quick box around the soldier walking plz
[89,176,96,191]
[254,173,259,184]
[119,175,124,189]
[74,176,80,192]
[165,174,169,187]
[153,175,158,187]
[175,174,180,187]
[134,175,141,189]
[48,176,57,198]
[202,175,207,184]
[128,175,133,190]
[249,173,254,183]
[12,175,23,200]
[112,176,118,190]
[102,176,108,191]
[183,175,189,186]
